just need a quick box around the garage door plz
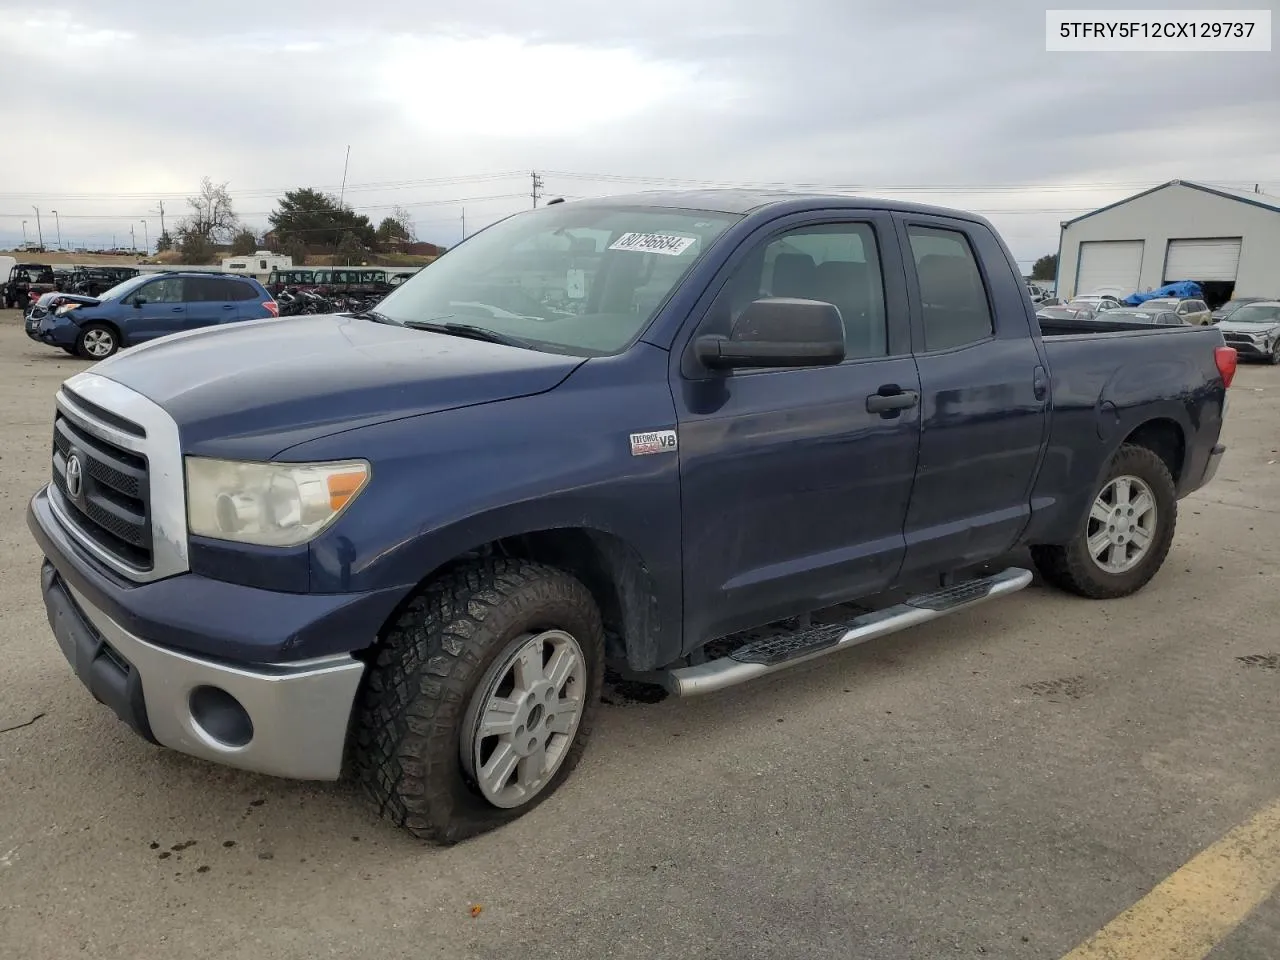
[1163,238,1242,282]
[1075,240,1144,297]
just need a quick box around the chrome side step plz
[662,567,1034,697]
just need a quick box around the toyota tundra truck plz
[27,191,1234,844]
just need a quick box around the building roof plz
[1063,179,1280,227]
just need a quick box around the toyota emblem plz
[65,453,84,499]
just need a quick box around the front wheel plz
[75,324,119,360]
[1031,443,1177,599]
[351,558,604,844]
[1269,344,1280,365]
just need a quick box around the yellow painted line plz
[1061,798,1280,959]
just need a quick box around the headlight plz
[185,457,370,546]
[54,303,82,317]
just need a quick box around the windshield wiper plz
[401,319,531,348]
[351,309,396,325]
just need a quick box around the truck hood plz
[1217,320,1280,336]
[90,313,586,457]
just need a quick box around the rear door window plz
[905,225,995,352]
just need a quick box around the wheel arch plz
[370,525,668,672]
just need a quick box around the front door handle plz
[171,306,184,313]
[1033,365,1048,401]
[866,390,920,414]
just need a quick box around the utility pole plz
[460,207,466,240]
[154,200,166,243]
[32,206,43,249]
[531,171,544,208]
[51,210,61,250]
[140,220,149,253]
[130,224,136,252]
[339,145,351,206]
[21,220,27,245]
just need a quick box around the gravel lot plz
[2,312,1278,959]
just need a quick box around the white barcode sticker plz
[609,233,697,256]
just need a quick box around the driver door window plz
[711,222,889,360]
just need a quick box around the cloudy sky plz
[1,0,1276,267]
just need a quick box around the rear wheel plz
[1031,443,1177,599]
[351,558,604,844]
[75,324,119,360]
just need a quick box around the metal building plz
[1055,180,1280,306]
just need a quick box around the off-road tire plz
[1031,443,1177,599]
[350,558,605,844]
[75,323,119,360]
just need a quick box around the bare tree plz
[179,177,239,246]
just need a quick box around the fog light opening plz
[189,685,254,748]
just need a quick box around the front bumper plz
[40,561,364,780]
[27,485,388,781]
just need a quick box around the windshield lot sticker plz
[609,233,697,256]
[630,429,678,456]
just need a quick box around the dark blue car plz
[24,271,278,359]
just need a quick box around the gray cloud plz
[1,0,1276,262]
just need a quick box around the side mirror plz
[694,297,846,370]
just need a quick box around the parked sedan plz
[25,272,278,359]
[1069,294,1123,312]
[1139,297,1212,325]
[1211,297,1266,323]
[1217,301,1280,364]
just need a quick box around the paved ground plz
[1,312,1277,959]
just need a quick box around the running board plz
[661,567,1034,697]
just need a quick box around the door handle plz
[222,304,235,310]
[1033,365,1048,401]
[171,307,184,313]
[866,389,920,414]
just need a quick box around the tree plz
[230,229,258,256]
[268,188,376,249]
[285,237,307,266]
[155,231,174,253]
[375,215,413,248]
[178,177,239,246]
[336,230,366,266]
[1030,253,1058,281]
[178,231,216,265]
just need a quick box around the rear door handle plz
[222,304,235,310]
[171,307,184,313]
[866,390,920,414]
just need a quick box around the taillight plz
[264,300,279,317]
[1214,345,1237,388]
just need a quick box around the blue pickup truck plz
[27,191,1235,843]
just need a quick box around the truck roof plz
[567,188,992,223]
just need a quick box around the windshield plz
[1106,310,1156,323]
[1229,304,1280,324]
[372,204,740,355]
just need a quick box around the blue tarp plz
[1124,280,1203,306]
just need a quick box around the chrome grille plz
[51,407,152,570]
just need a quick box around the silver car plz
[1139,297,1213,326]
[1217,301,1280,364]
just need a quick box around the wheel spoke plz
[1112,477,1132,507]
[1129,524,1153,550]
[479,741,519,796]
[518,740,548,786]
[1090,500,1112,525]
[477,695,521,739]
[1106,542,1125,569]
[544,645,578,693]
[510,645,545,691]
[1088,529,1111,559]
[1130,492,1155,520]
[546,697,582,735]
